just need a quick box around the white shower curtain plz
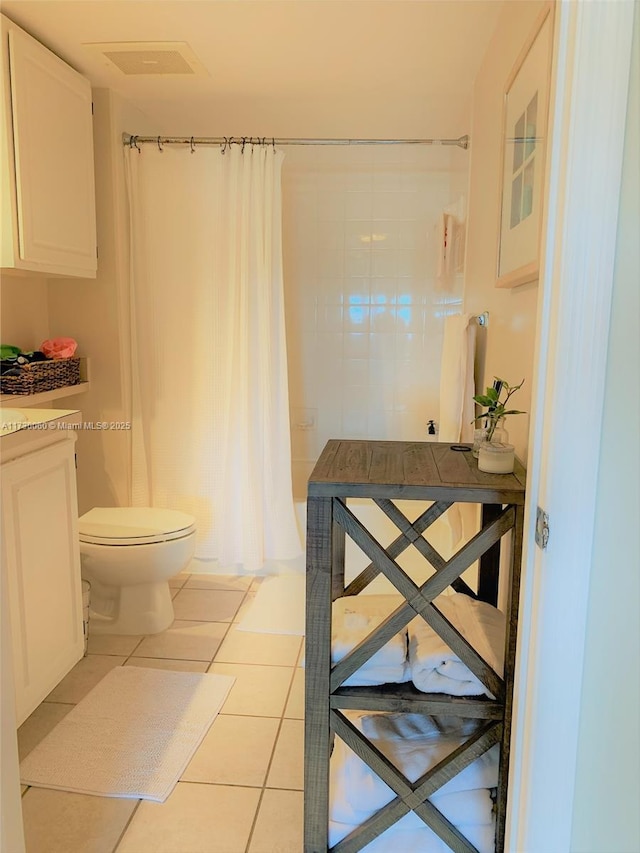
[125,144,301,572]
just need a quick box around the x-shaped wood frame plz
[326,497,515,853]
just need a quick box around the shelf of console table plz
[304,439,526,853]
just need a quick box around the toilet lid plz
[78,507,196,546]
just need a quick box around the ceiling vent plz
[86,42,207,76]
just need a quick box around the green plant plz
[473,377,526,442]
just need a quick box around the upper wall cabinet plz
[1,15,97,278]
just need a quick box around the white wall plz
[0,276,49,349]
[464,0,547,461]
[46,89,155,513]
[283,144,468,496]
[570,5,640,849]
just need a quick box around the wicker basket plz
[0,357,81,395]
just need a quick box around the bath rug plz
[19,666,235,802]
[237,573,305,635]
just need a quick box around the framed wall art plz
[496,5,554,289]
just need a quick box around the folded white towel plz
[409,594,505,697]
[330,813,496,853]
[332,595,409,687]
[330,712,499,822]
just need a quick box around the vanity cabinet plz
[1,430,84,725]
[0,14,97,278]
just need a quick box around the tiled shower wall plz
[282,145,468,496]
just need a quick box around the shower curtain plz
[125,143,301,573]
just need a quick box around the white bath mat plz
[19,666,235,802]
[238,573,305,635]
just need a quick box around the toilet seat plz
[78,507,196,546]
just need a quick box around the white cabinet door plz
[1,16,96,277]
[1,438,84,725]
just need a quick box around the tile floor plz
[17,573,306,853]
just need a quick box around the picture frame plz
[496,5,554,289]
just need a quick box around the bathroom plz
[0,2,638,852]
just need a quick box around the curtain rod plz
[122,133,470,150]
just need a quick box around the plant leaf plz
[473,395,494,406]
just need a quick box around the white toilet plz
[78,507,197,636]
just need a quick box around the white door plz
[1,438,84,725]
[506,2,636,849]
[8,25,96,274]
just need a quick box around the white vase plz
[478,440,515,474]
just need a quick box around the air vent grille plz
[86,42,207,77]
[104,49,194,75]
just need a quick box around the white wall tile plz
[343,303,370,332]
[317,305,344,333]
[345,249,371,277]
[345,192,373,220]
[343,358,369,386]
[368,333,396,361]
[344,333,369,358]
[371,250,397,278]
[370,305,397,333]
[282,147,467,464]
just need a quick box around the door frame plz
[505,1,636,849]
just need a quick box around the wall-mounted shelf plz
[0,382,90,407]
[0,358,90,407]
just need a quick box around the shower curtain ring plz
[272,137,276,151]
[133,136,141,152]
[241,137,246,153]
[222,137,228,154]
[157,136,163,152]
[190,136,195,154]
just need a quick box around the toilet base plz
[88,581,174,635]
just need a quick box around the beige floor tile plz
[172,588,245,622]
[182,714,279,786]
[45,655,127,704]
[209,662,294,717]
[22,788,138,853]
[297,640,306,668]
[215,624,303,667]
[124,657,209,673]
[168,572,190,589]
[115,782,260,853]
[86,633,143,656]
[266,719,304,790]
[248,788,304,853]
[233,590,257,623]
[185,573,253,591]
[131,620,229,661]
[17,702,73,761]
[284,668,305,720]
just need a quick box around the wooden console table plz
[304,440,526,853]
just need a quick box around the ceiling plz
[1,0,505,138]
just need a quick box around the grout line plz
[243,661,300,851]
[243,786,266,853]
[111,799,142,853]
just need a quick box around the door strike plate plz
[535,506,549,549]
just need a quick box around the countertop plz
[0,408,81,463]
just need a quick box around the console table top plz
[308,439,526,504]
